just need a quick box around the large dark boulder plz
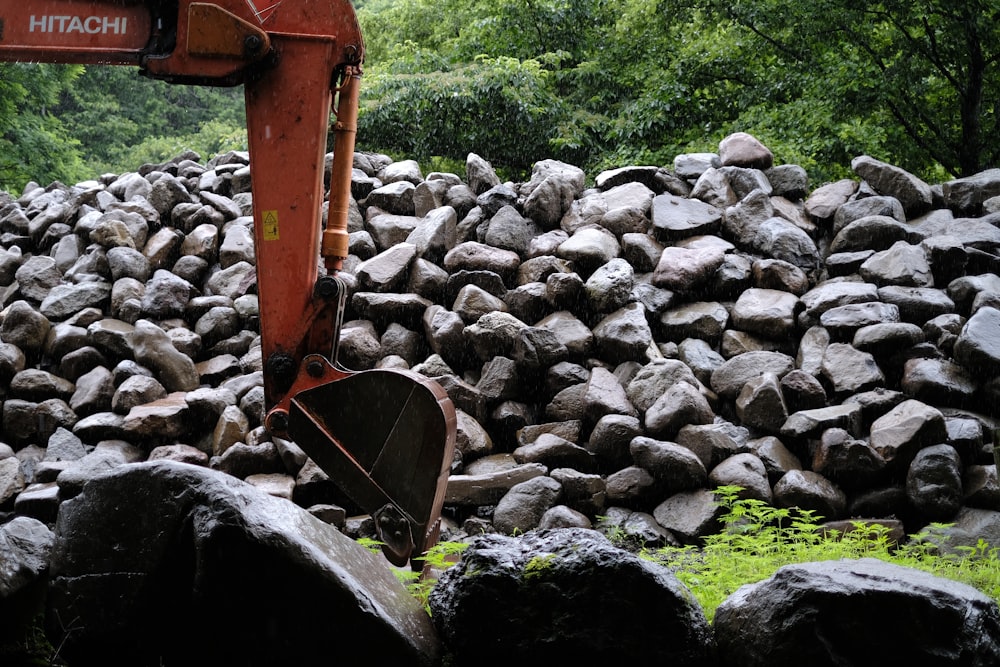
[428,527,714,666]
[714,558,1000,667]
[46,460,438,667]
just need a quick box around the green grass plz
[640,485,1000,621]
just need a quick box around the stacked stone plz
[1,135,1000,551]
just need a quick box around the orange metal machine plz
[0,0,456,567]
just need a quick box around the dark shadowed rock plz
[428,528,713,666]
[907,444,963,522]
[0,516,54,635]
[716,558,1000,667]
[47,461,437,666]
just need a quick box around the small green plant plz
[523,553,557,580]
[643,486,1000,621]
[358,538,468,613]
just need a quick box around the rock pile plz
[2,134,1000,552]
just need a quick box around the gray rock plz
[773,469,846,519]
[820,342,885,394]
[833,195,905,235]
[15,255,61,301]
[653,488,722,544]
[736,372,788,434]
[710,350,795,399]
[584,258,634,313]
[444,241,520,283]
[651,245,725,293]
[366,181,416,216]
[709,452,772,502]
[878,285,955,326]
[556,226,621,271]
[651,194,721,241]
[429,528,712,664]
[492,475,563,534]
[731,288,800,339]
[859,241,934,287]
[1,300,51,353]
[852,155,934,215]
[954,306,1000,376]
[484,205,540,256]
[630,437,707,494]
[465,153,502,195]
[830,214,923,254]
[513,433,594,473]
[901,357,978,408]
[48,460,437,665]
[714,559,1000,667]
[869,399,947,471]
[592,302,653,364]
[0,515,54,628]
[644,382,714,440]
[812,428,886,489]
[659,301,730,344]
[131,319,200,392]
[942,168,1000,213]
[907,444,963,522]
[582,366,637,423]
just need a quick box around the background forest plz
[1,0,997,192]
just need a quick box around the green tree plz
[55,66,246,175]
[0,63,86,191]
[711,0,1000,177]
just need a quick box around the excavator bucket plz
[281,357,456,568]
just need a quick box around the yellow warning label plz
[262,210,279,241]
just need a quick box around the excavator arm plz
[0,0,455,567]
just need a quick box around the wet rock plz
[644,382,714,440]
[709,452,772,502]
[1,300,50,354]
[714,559,1000,667]
[852,155,934,215]
[653,488,722,544]
[907,444,963,522]
[652,245,725,293]
[719,132,773,170]
[711,350,795,399]
[869,399,947,471]
[736,372,788,434]
[651,194,721,240]
[812,428,886,489]
[131,319,199,392]
[630,436,708,494]
[953,306,1000,376]
[48,461,437,666]
[820,343,885,394]
[659,301,729,344]
[429,528,712,665]
[592,303,653,364]
[492,475,562,534]
[773,469,846,520]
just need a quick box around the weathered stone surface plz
[47,461,438,666]
[715,559,1000,667]
[869,399,947,471]
[492,475,562,534]
[429,528,712,665]
[907,444,963,522]
[773,469,846,520]
[852,155,934,215]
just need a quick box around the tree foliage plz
[0,63,86,191]
[0,0,996,187]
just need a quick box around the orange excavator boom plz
[0,0,455,567]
